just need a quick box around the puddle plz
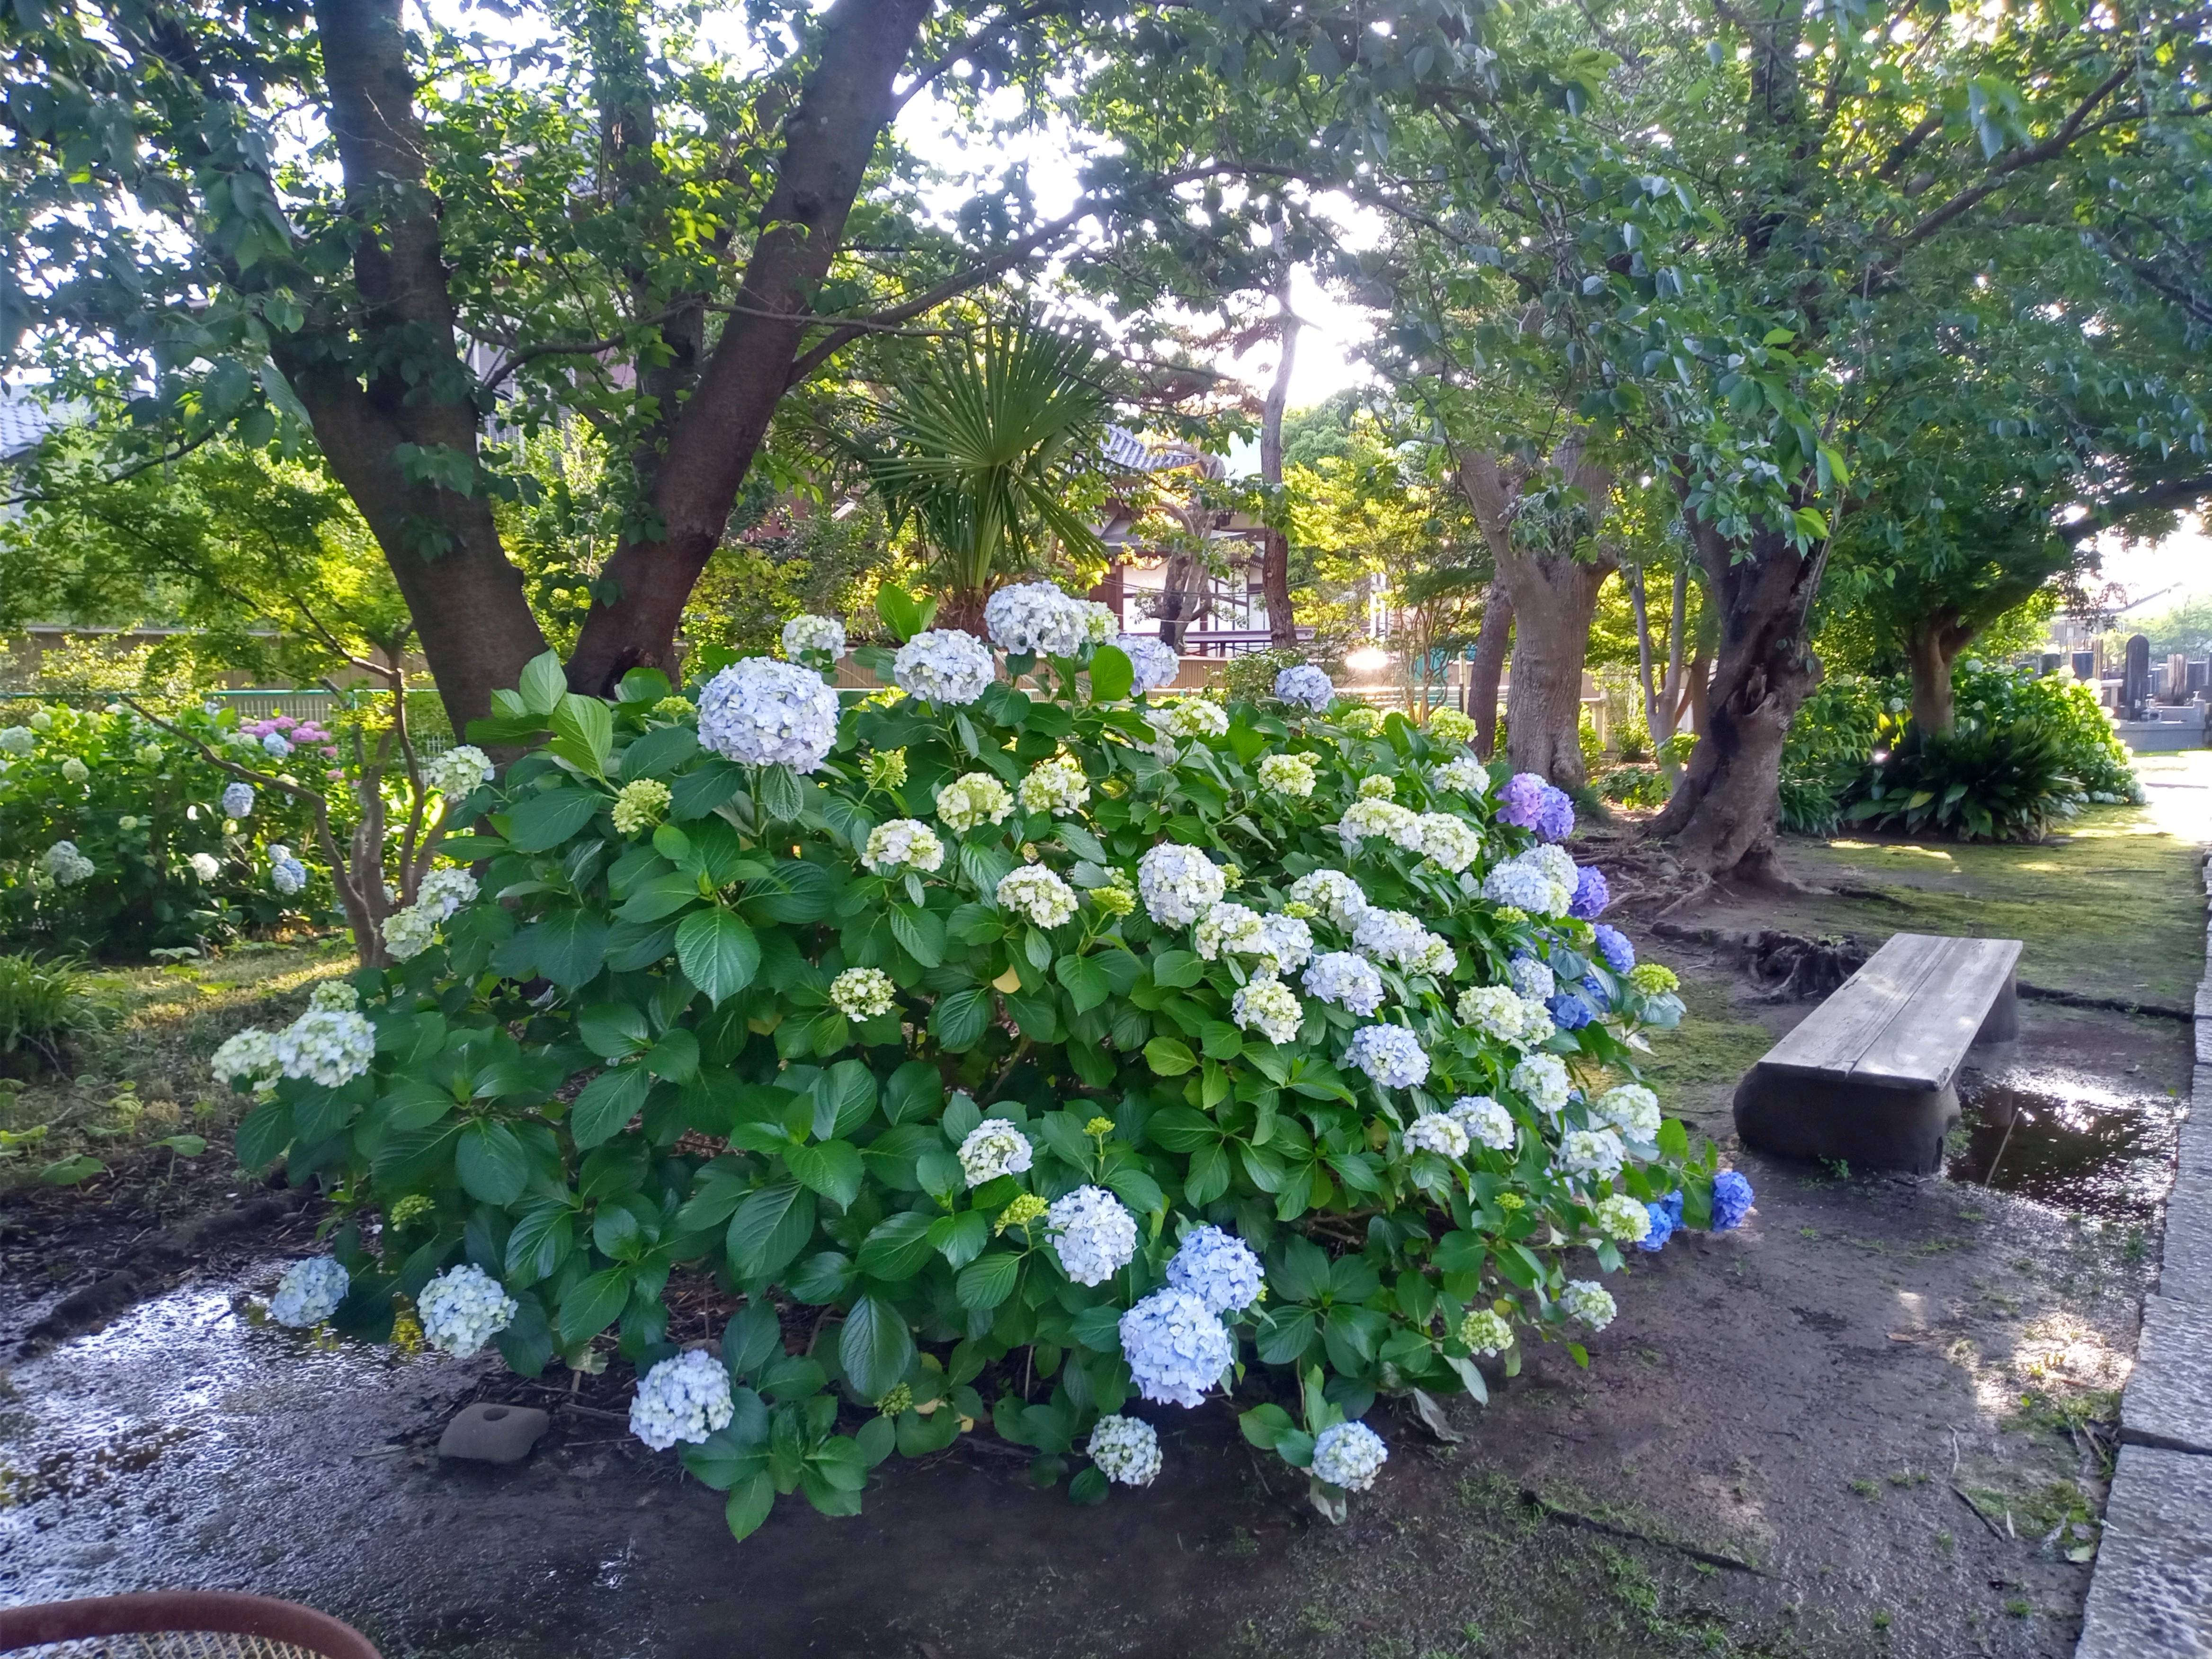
[1947,1071,2183,1218]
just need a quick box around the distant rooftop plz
[0,389,66,460]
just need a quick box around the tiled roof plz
[1100,424,1220,478]
[0,391,64,459]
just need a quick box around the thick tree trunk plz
[1469,586,1512,758]
[1650,516,1824,884]
[1905,607,1973,734]
[1155,550,1202,651]
[1260,273,1302,648]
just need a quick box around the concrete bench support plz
[1732,932,2023,1175]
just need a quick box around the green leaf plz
[154,1134,208,1157]
[676,909,760,1005]
[559,1266,633,1344]
[756,763,806,823]
[551,693,615,768]
[577,1000,651,1060]
[517,650,567,717]
[671,759,745,820]
[621,723,700,780]
[956,1251,1021,1310]
[876,582,924,642]
[883,1060,944,1125]
[1151,949,1203,989]
[1055,953,1109,1014]
[727,1180,817,1278]
[36,1154,107,1186]
[506,788,603,853]
[838,1293,918,1401]
[725,1472,776,1541]
[930,988,991,1051]
[785,1139,865,1207]
[569,1063,651,1149]
[1199,1021,1243,1061]
[889,905,945,968]
[927,1209,989,1268]
[233,1101,294,1168]
[524,908,611,990]
[1144,1036,1196,1076]
[1088,644,1133,703]
[456,1121,530,1204]
[856,1211,938,1282]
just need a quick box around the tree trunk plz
[1659,563,1689,742]
[1259,273,1302,648]
[1155,549,1201,651]
[1469,586,1512,758]
[1627,565,1660,740]
[1905,607,1973,734]
[1650,513,1824,884]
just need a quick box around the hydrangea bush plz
[246,585,1741,1537]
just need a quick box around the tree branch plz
[1897,63,2133,250]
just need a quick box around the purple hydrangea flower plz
[1579,972,1612,1013]
[1546,990,1595,1030]
[1635,1190,1685,1253]
[1711,1170,1755,1231]
[1592,924,1635,974]
[1569,864,1610,919]
[1535,785,1576,843]
[1498,772,1547,830]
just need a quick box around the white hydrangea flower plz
[188,851,222,882]
[222,780,257,817]
[381,905,439,962]
[1338,797,1423,856]
[1405,1112,1470,1159]
[1302,952,1385,1016]
[1119,1287,1233,1409]
[1255,913,1313,974]
[830,967,898,1021]
[1287,870,1368,929]
[1448,1095,1517,1152]
[1273,664,1335,710]
[957,1118,1033,1186]
[781,614,847,660]
[1482,858,1562,915]
[1510,1052,1572,1115]
[1137,843,1225,926]
[423,745,495,798]
[417,1264,519,1358]
[893,628,998,705]
[419,868,479,920]
[1517,995,1558,1046]
[211,1027,282,1089]
[1194,900,1267,961]
[309,980,359,1012]
[0,727,32,756]
[1461,1309,1514,1356]
[274,1007,376,1088]
[1345,1023,1429,1088]
[1527,844,1578,890]
[1508,955,1556,1001]
[996,864,1078,928]
[1018,756,1090,815]
[1115,635,1181,694]
[1593,1084,1662,1145]
[1167,1224,1266,1312]
[1073,599,1118,646]
[1257,752,1317,797]
[1358,775,1396,801]
[1594,1192,1654,1243]
[1560,1279,1617,1331]
[1311,1420,1388,1491]
[1158,698,1229,739]
[41,840,94,885]
[26,710,51,731]
[1416,813,1483,873]
[1046,1185,1139,1285]
[630,1349,735,1450]
[1231,974,1304,1044]
[985,581,1088,656]
[269,1257,349,1327]
[1087,1414,1161,1486]
[696,657,842,773]
[935,772,1015,833]
[1560,1127,1627,1182]
[865,818,946,874]
[1352,909,1452,977]
[1455,985,1527,1043]
[1433,757,1489,795]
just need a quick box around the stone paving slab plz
[2157,1168,2212,1305]
[2123,1296,2212,1456]
[2077,1445,2212,1658]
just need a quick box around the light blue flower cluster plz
[1449,1095,1516,1151]
[423,745,495,798]
[1311,1421,1388,1490]
[1137,842,1225,925]
[261,731,292,758]
[1273,664,1335,710]
[270,846,308,894]
[1166,1225,1265,1312]
[417,1264,518,1358]
[1087,1414,1162,1486]
[1593,924,1636,974]
[1115,634,1180,694]
[1302,951,1384,1016]
[630,1349,735,1450]
[1287,869,1368,929]
[781,613,847,660]
[986,581,1090,656]
[1046,1185,1139,1285]
[1433,756,1489,795]
[1482,859,1559,915]
[1119,1286,1234,1408]
[697,657,841,772]
[893,628,997,705]
[1353,908,1452,975]
[1507,954,1555,1000]
[269,1257,349,1327]
[1231,975,1304,1044]
[222,780,256,818]
[41,840,94,885]
[1405,1112,1470,1158]
[273,1006,376,1088]
[1346,1023,1429,1088]
[956,1119,1033,1186]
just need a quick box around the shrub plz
[1778,679,1884,835]
[0,952,96,1070]
[229,595,1727,1537]
[1597,766,1669,809]
[1614,717,1653,764]
[1846,723,2078,841]
[1577,707,1603,768]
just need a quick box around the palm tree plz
[862,320,1111,633]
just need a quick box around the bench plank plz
[1758,933,1952,1079]
[1852,936,2022,1090]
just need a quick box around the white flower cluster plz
[1461,1309,1514,1356]
[274,1007,377,1088]
[1358,776,1396,800]
[1346,1023,1430,1088]
[423,745,495,799]
[1338,798,1423,856]
[630,1349,735,1450]
[211,1027,283,1090]
[382,867,480,962]
[957,1118,1033,1186]
[1594,1192,1653,1243]
[986,581,1092,656]
[1508,955,1556,1000]
[1455,985,1551,1048]
[1593,1084,1661,1145]
[222,780,257,818]
[1560,1279,1617,1331]
[1255,913,1313,973]
[1433,757,1489,795]
[1415,812,1483,874]
[310,979,359,1012]
[935,772,1014,833]
[41,841,94,885]
[1311,1420,1388,1491]
[418,1263,518,1357]
[1482,858,1566,916]
[0,726,32,756]
[1560,1127,1626,1182]
[1231,975,1304,1044]
[1352,909,1454,976]
[1119,1287,1233,1409]
[1018,756,1090,815]
[1257,752,1317,797]
[1087,1414,1161,1486]
[1302,952,1385,1016]
[1046,1185,1139,1285]
[781,613,847,660]
[188,851,222,882]
[1168,1224,1266,1312]
[269,1257,349,1327]
[1137,843,1225,926]
[1449,1095,1517,1151]
[1115,635,1181,694]
[1193,900,1266,961]
[830,967,898,1022]
[1287,870,1368,929]
[1156,698,1229,739]
[893,629,997,705]
[996,864,1078,928]
[697,657,841,773]
[864,818,945,875]
[1510,1052,1572,1115]
[1273,664,1335,710]
[1405,1112,1470,1159]
[270,847,308,894]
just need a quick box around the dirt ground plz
[0,758,2204,1659]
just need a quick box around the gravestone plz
[2169,653,2192,705]
[2073,650,2097,682]
[2124,634,2152,719]
[2191,659,2210,696]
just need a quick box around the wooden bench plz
[1733,932,2023,1174]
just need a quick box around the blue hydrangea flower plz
[1535,785,1576,842]
[1119,1287,1234,1408]
[221,780,256,818]
[261,731,292,758]
[1311,1420,1388,1490]
[1497,771,1547,830]
[1115,635,1180,695]
[1166,1225,1264,1313]
[1579,972,1612,1013]
[1592,924,1635,974]
[1273,664,1335,711]
[1569,864,1610,919]
[1711,1170,1755,1231]
[1635,1190,1684,1253]
[1546,990,1595,1030]
[697,656,842,772]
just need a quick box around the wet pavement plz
[1949,1070,2186,1221]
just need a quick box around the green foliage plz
[261,639,1713,1537]
[0,953,96,1064]
[1779,681,1887,835]
[1846,725,2078,842]
[1596,767,1668,809]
